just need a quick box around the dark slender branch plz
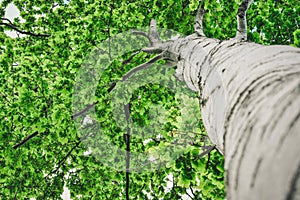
[72,102,98,119]
[1,17,14,25]
[14,98,95,149]
[49,141,81,175]
[186,189,194,199]
[132,30,151,42]
[13,131,39,149]
[121,52,166,81]
[198,145,215,158]
[121,50,141,65]
[107,82,117,93]
[194,1,206,37]
[124,103,131,200]
[72,82,117,120]
[139,183,146,194]
[190,185,195,196]
[202,146,216,170]
[236,0,253,40]
[0,18,51,37]
[82,122,97,131]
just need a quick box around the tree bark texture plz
[168,34,300,200]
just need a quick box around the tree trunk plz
[168,34,300,200]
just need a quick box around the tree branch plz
[149,19,161,46]
[72,81,118,120]
[132,30,151,42]
[198,145,215,158]
[0,17,51,37]
[186,190,194,199]
[1,17,13,24]
[189,185,195,197]
[124,103,131,200]
[132,19,165,53]
[13,26,163,153]
[121,52,166,81]
[49,141,81,175]
[194,1,206,37]
[141,46,164,54]
[72,102,98,119]
[235,0,253,41]
[121,50,142,65]
[13,131,39,149]
[72,53,165,133]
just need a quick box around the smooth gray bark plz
[165,34,300,200]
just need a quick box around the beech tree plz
[0,0,299,199]
[133,0,300,199]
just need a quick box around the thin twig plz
[121,52,166,81]
[190,185,195,196]
[72,102,98,119]
[72,82,117,120]
[186,189,194,199]
[198,145,215,158]
[124,103,131,200]
[0,18,51,37]
[49,141,81,175]
[121,50,141,65]
[132,30,151,42]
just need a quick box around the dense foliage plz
[0,0,299,199]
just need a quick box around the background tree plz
[0,0,299,199]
